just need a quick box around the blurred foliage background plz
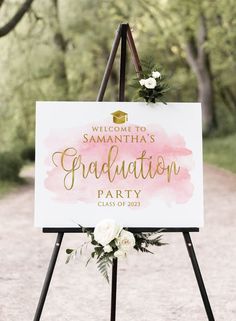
[0,0,235,192]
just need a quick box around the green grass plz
[203,133,236,173]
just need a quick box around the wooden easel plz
[33,23,215,321]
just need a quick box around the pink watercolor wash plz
[44,122,194,206]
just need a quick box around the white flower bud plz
[152,71,161,78]
[103,245,113,253]
[144,77,157,89]
[114,250,125,258]
[116,230,135,253]
[139,79,146,86]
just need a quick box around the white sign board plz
[35,102,204,228]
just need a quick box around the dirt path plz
[0,164,236,321]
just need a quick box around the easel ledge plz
[43,227,199,233]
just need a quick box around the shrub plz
[0,152,23,181]
[21,146,35,162]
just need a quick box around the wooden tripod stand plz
[33,23,215,321]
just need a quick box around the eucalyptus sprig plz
[66,220,166,283]
[66,225,115,283]
[134,229,166,254]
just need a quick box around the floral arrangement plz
[133,61,169,104]
[66,219,165,282]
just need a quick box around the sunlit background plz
[0,2,236,321]
[0,0,236,194]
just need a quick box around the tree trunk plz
[185,14,217,134]
[51,0,69,100]
[196,63,216,133]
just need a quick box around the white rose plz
[114,250,125,258]
[94,219,122,246]
[116,230,136,253]
[152,71,161,78]
[144,77,157,89]
[139,79,146,86]
[103,245,113,253]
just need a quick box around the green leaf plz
[91,251,96,258]
[65,249,77,264]
[86,257,92,267]
[94,246,103,258]
[140,247,154,254]
[109,240,117,248]
[133,229,167,253]
[96,254,113,283]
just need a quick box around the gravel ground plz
[0,164,236,321]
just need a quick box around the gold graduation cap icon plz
[111,110,128,124]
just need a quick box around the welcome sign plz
[35,102,204,228]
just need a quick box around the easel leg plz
[33,232,64,321]
[110,258,118,321]
[183,232,215,321]
[109,24,126,321]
